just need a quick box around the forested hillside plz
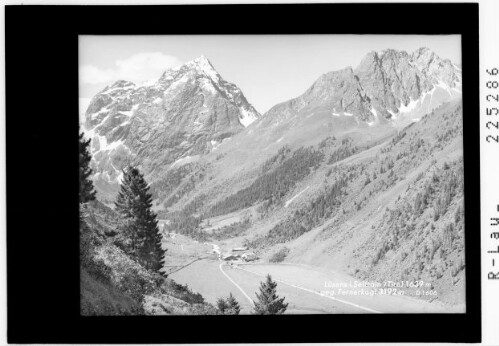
[80,132,219,315]
[81,200,219,315]
[206,146,324,217]
[273,100,465,305]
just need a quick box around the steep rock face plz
[263,47,461,125]
[263,67,372,125]
[411,47,461,87]
[354,50,428,117]
[355,48,461,118]
[82,55,260,185]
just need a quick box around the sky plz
[80,35,461,115]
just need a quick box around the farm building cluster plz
[221,247,258,262]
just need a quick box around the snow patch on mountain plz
[102,82,136,95]
[189,55,221,84]
[95,136,125,154]
[200,79,217,94]
[164,74,190,94]
[368,108,378,126]
[90,107,110,119]
[116,171,124,184]
[238,107,258,127]
[387,109,397,119]
[139,78,159,87]
[170,155,196,169]
[210,140,223,151]
[399,98,419,114]
[120,110,133,117]
[436,79,461,98]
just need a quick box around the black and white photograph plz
[79,34,466,316]
[6,2,489,344]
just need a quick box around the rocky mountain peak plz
[187,55,223,87]
[356,49,410,75]
[380,48,409,59]
[411,47,435,62]
[263,47,461,127]
[410,47,460,87]
[111,80,135,88]
[188,55,217,74]
[156,55,220,86]
[304,66,359,104]
[82,54,261,188]
[411,47,443,73]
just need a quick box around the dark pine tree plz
[115,166,166,273]
[216,297,229,315]
[79,131,96,204]
[216,293,241,315]
[79,131,97,270]
[225,293,241,315]
[253,274,288,315]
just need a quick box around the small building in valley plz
[242,252,258,262]
[222,253,240,261]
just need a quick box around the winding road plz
[218,262,255,306]
[235,264,380,313]
[168,243,451,314]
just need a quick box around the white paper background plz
[1,0,498,345]
[480,0,499,345]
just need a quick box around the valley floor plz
[166,237,459,314]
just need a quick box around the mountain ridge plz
[82,55,261,189]
[261,47,461,127]
[82,48,461,205]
